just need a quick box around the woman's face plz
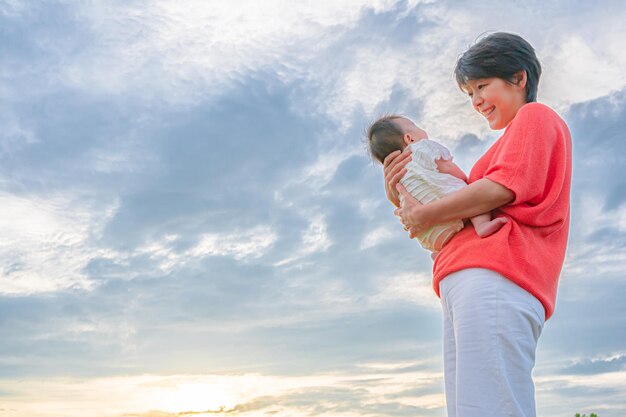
[463,76,527,130]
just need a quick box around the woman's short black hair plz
[454,32,542,102]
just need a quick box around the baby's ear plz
[403,133,414,145]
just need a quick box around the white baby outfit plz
[399,139,466,251]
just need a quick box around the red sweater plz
[433,102,572,320]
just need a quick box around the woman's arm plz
[395,178,514,238]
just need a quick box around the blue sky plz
[0,1,625,416]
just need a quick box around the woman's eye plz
[478,83,487,90]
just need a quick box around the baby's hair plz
[366,114,407,164]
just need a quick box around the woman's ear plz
[515,70,528,89]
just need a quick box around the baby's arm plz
[470,213,508,237]
[435,158,468,183]
[436,158,507,238]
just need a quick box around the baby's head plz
[366,115,428,164]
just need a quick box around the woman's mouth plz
[481,106,495,119]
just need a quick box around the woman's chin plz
[488,119,506,130]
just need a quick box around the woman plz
[383,33,572,417]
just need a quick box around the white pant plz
[439,268,545,417]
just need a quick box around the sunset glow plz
[160,382,239,413]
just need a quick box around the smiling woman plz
[463,76,528,130]
[385,32,572,417]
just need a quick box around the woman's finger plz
[384,151,411,181]
[383,151,401,183]
[383,149,410,169]
[387,151,411,171]
[389,168,407,190]
[396,183,423,206]
[396,183,410,198]
[382,150,401,169]
[383,151,412,207]
[395,184,428,238]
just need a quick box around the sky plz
[0,1,625,416]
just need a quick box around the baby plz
[367,114,507,252]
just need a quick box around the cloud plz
[0,366,445,417]
[554,89,626,290]
[50,1,404,104]
[88,226,278,278]
[535,371,626,417]
[360,226,394,249]
[0,191,115,295]
[369,272,440,310]
[6,0,625,145]
[562,354,626,375]
[274,215,331,266]
[565,88,626,211]
[189,227,277,261]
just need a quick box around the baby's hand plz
[475,217,508,238]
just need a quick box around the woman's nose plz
[472,93,483,108]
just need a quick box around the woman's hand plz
[383,150,412,207]
[394,184,431,239]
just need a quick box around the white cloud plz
[0,366,444,417]
[357,360,424,370]
[301,215,332,253]
[300,26,486,140]
[560,197,626,289]
[22,0,622,166]
[0,191,116,295]
[61,0,402,104]
[299,146,364,190]
[542,34,626,109]
[0,189,277,295]
[360,226,394,249]
[9,1,624,143]
[274,215,331,267]
[0,113,38,157]
[617,205,626,233]
[358,198,385,220]
[0,0,26,17]
[191,226,277,260]
[303,2,626,143]
[370,271,440,310]
[129,225,278,273]
[83,138,158,174]
[536,371,626,417]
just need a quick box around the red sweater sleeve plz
[484,103,561,206]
